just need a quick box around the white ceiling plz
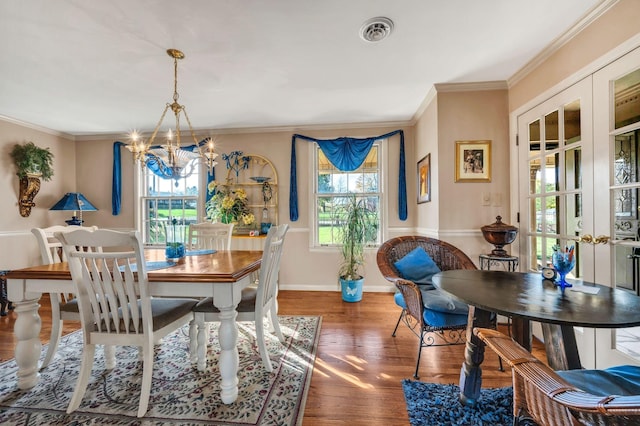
[0,0,604,137]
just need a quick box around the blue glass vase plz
[552,250,576,291]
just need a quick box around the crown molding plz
[0,115,75,141]
[410,86,437,125]
[434,81,508,92]
[508,0,619,87]
[74,120,413,141]
[410,81,508,124]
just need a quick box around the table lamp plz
[50,192,98,226]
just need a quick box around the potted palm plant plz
[9,141,54,217]
[337,194,378,302]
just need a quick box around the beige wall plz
[414,93,439,233]
[0,120,76,269]
[437,89,510,231]
[413,88,511,259]
[509,0,640,112]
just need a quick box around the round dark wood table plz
[432,269,640,406]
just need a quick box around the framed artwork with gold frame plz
[417,153,431,203]
[455,140,491,182]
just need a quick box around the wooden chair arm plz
[395,279,424,325]
[475,328,640,425]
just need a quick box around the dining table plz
[6,248,263,405]
[432,269,640,407]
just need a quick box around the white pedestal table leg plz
[13,298,42,389]
[213,283,242,404]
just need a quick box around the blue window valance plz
[111,140,215,216]
[289,130,407,221]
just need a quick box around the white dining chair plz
[31,225,105,369]
[56,228,198,418]
[190,223,289,372]
[187,222,234,251]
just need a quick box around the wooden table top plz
[433,269,640,329]
[6,249,263,284]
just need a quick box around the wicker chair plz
[377,236,496,378]
[476,327,640,426]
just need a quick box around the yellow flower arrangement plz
[205,181,255,225]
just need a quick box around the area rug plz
[0,315,321,425]
[402,380,513,426]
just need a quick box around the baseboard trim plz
[280,283,395,292]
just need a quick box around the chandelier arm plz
[181,106,201,152]
[148,104,172,149]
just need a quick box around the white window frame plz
[310,140,385,249]
[135,159,207,246]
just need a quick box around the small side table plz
[479,254,519,272]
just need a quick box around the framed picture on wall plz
[417,153,431,203]
[455,140,492,182]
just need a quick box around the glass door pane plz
[523,100,584,278]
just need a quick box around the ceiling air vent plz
[359,17,394,43]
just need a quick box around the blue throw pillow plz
[394,247,441,290]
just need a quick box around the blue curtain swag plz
[289,130,407,221]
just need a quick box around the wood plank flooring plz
[0,291,546,425]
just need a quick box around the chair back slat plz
[256,224,289,311]
[32,225,99,303]
[188,222,234,250]
[56,229,149,336]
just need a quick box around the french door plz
[517,77,597,367]
[517,46,640,369]
[592,46,640,368]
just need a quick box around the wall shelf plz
[224,154,278,235]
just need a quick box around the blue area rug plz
[403,380,513,426]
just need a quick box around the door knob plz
[575,234,610,245]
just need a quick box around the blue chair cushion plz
[394,290,468,328]
[394,247,441,290]
[558,365,640,396]
[423,309,467,328]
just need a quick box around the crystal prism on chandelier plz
[125,49,218,179]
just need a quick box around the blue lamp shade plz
[50,192,98,226]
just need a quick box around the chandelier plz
[126,48,218,178]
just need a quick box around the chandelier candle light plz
[126,49,218,178]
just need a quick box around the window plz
[140,160,201,245]
[314,142,382,247]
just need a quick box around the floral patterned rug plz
[0,316,321,425]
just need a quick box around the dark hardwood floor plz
[0,291,546,425]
